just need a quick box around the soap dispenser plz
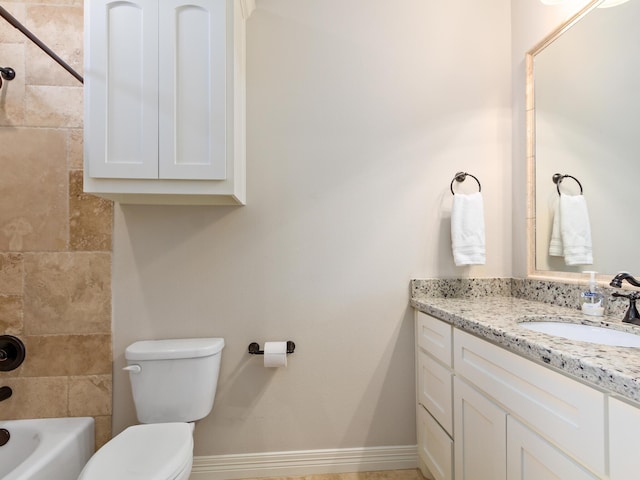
[580,271,605,316]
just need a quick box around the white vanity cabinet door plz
[418,405,453,480]
[609,397,640,479]
[506,417,600,480]
[454,376,506,480]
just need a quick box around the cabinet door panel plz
[86,0,159,179]
[418,405,453,480]
[159,0,227,180]
[418,349,453,435]
[506,417,599,480]
[454,377,506,480]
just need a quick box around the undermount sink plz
[519,320,640,347]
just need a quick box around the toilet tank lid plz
[125,338,225,361]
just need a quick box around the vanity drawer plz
[453,328,606,476]
[417,404,453,480]
[416,311,452,367]
[418,349,453,435]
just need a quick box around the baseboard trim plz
[190,445,418,479]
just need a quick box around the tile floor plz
[241,469,428,480]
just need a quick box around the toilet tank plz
[125,338,225,424]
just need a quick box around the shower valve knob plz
[0,335,25,372]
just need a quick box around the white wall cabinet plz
[84,0,254,205]
[414,310,618,480]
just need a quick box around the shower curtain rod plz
[0,5,83,84]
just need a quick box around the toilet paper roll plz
[263,341,288,368]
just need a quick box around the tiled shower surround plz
[0,2,113,448]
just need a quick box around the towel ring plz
[450,172,481,195]
[552,173,583,195]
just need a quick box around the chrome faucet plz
[610,272,640,325]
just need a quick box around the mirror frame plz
[525,0,610,285]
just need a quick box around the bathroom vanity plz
[412,293,640,480]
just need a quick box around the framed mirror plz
[527,0,640,282]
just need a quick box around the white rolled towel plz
[451,192,486,266]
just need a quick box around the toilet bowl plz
[78,423,193,480]
[78,338,224,480]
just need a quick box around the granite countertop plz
[410,295,640,404]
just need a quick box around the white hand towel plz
[548,197,563,257]
[559,193,593,265]
[451,192,486,266]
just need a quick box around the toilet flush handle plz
[122,365,141,373]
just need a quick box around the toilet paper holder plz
[248,341,296,355]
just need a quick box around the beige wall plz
[0,1,113,449]
[112,0,512,456]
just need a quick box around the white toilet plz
[78,337,225,480]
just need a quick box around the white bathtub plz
[0,417,94,480]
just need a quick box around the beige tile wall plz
[0,1,113,449]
